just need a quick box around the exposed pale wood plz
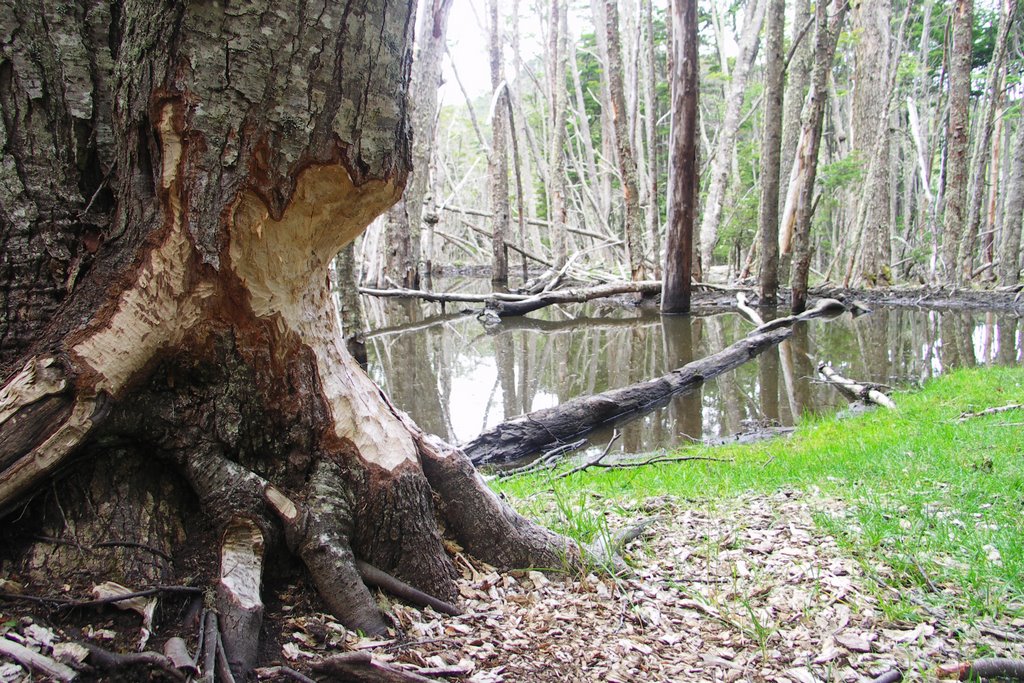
[163,637,197,677]
[216,518,265,678]
[0,637,78,682]
[485,280,662,318]
[817,364,897,409]
[736,293,766,326]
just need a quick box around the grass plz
[493,365,1024,623]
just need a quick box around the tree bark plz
[788,0,850,312]
[941,0,973,283]
[662,0,699,314]
[998,118,1024,285]
[697,0,767,272]
[849,0,893,285]
[758,0,786,306]
[959,0,1015,281]
[604,0,649,281]
[488,0,511,288]
[548,0,570,270]
[0,0,577,673]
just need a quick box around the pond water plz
[363,289,1022,462]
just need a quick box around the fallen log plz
[465,327,792,464]
[0,637,78,682]
[466,297,853,464]
[937,658,1024,680]
[483,280,663,318]
[817,364,896,409]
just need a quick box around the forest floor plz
[2,368,1022,682]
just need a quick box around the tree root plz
[312,651,436,682]
[81,642,186,681]
[938,658,1024,680]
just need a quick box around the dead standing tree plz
[0,0,580,677]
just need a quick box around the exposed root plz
[312,651,436,682]
[81,641,186,681]
[216,518,265,677]
[356,560,462,616]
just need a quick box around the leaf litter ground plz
[2,490,1021,682]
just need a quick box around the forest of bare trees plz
[360,0,1023,311]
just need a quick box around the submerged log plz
[465,327,792,464]
[467,297,855,464]
[484,280,663,318]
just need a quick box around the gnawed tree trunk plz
[0,0,577,675]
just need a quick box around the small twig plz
[495,438,588,478]
[61,585,202,610]
[980,624,1024,643]
[590,454,732,469]
[908,554,940,593]
[956,403,1022,422]
[356,560,462,616]
[556,430,621,479]
[254,666,318,683]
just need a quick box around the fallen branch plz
[937,658,1024,680]
[254,666,318,683]
[312,651,436,682]
[494,439,589,478]
[0,637,78,682]
[483,280,662,318]
[735,292,765,326]
[956,403,1022,422]
[585,517,661,574]
[817,364,896,409]
[359,286,528,304]
[81,642,185,681]
[355,560,462,617]
[465,327,792,464]
[753,297,849,333]
[556,430,621,479]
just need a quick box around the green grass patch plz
[494,365,1024,622]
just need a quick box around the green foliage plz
[496,366,1024,622]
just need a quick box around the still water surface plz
[364,293,1021,459]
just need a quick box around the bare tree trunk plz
[849,0,893,285]
[0,1,577,674]
[998,118,1024,285]
[662,0,699,314]
[643,0,662,278]
[549,0,570,270]
[959,0,1015,281]
[941,0,973,284]
[698,0,767,272]
[604,0,648,280]
[789,0,850,312]
[758,0,786,306]
[489,0,511,288]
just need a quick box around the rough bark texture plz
[998,118,1024,285]
[758,0,786,306]
[488,0,510,288]
[850,0,893,284]
[788,0,849,313]
[466,327,794,464]
[661,0,698,314]
[941,0,973,283]
[0,0,576,673]
[697,0,767,272]
[604,0,648,281]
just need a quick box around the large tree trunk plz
[604,0,649,281]
[998,118,1024,285]
[758,0,786,306]
[697,0,767,273]
[787,0,849,312]
[0,0,575,675]
[849,0,893,285]
[661,0,699,314]
[941,0,973,283]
